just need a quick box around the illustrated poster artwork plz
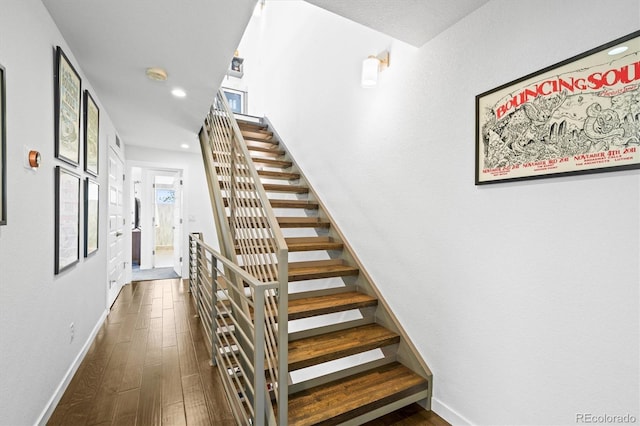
[56,48,81,165]
[476,31,640,184]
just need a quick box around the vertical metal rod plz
[211,257,218,367]
[277,250,288,425]
[194,241,201,319]
[253,289,266,426]
[188,235,194,293]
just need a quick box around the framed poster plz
[0,64,6,225]
[84,90,99,176]
[476,30,640,184]
[54,46,82,166]
[55,166,80,274]
[84,178,99,257]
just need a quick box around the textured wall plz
[0,1,118,423]
[238,1,640,423]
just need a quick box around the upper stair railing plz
[198,90,289,425]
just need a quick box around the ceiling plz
[41,0,255,153]
[42,0,490,153]
[305,0,491,47]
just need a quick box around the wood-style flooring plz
[48,279,450,426]
[48,279,234,426]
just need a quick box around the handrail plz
[189,233,279,425]
[198,90,289,425]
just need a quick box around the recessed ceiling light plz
[180,144,189,149]
[171,88,186,98]
[608,46,628,55]
[145,67,168,81]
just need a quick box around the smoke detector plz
[145,67,168,81]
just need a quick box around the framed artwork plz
[55,166,80,274]
[84,178,99,257]
[229,56,244,78]
[476,30,640,184]
[84,90,99,176]
[0,64,6,225]
[222,87,246,114]
[54,46,82,166]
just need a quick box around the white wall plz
[0,1,120,424]
[238,1,639,424]
[125,145,216,280]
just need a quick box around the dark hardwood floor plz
[48,279,235,426]
[47,279,449,426]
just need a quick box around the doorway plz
[131,166,183,280]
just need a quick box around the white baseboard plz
[35,308,109,426]
[432,397,474,426]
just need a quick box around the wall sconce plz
[361,51,390,88]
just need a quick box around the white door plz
[172,174,183,276]
[107,147,125,307]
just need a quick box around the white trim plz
[432,397,474,426]
[35,308,109,426]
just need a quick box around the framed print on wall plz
[55,166,80,274]
[54,46,82,166]
[84,178,99,257]
[476,30,640,185]
[0,64,6,225]
[84,90,99,176]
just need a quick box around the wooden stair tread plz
[223,198,318,210]
[286,236,343,252]
[247,144,285,155]
[263,183,309,193]
[287,362,428,426]
[237,120,267,130]
[241,129,273,141]
[228,217,330,229]
[249,291,376,322]
[251,157,292,168]
[257,170,300,180]
[288,324,399,371]
[270,199,318,209]
[219,182,308,194]
[289,291,376,320]
[249,259,358,282]
[234,236,342,254]
[288,259,358,281]
[277,217,330,228]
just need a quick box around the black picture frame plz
[229,56,244,78]
[84,178,99,257]
[84,90,99,176]
[0,64,6,225]
[476,30,640,185]
[54,46,82,166]
[55,166,80,274]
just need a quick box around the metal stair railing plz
[197,90,289,425]
[189,233,279,425]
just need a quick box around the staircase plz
[195,91,432,425]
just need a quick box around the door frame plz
[125,161,185,283]
[107,146,125,308]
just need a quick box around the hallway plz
[47,279,448,425]
[47,279,235,425]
